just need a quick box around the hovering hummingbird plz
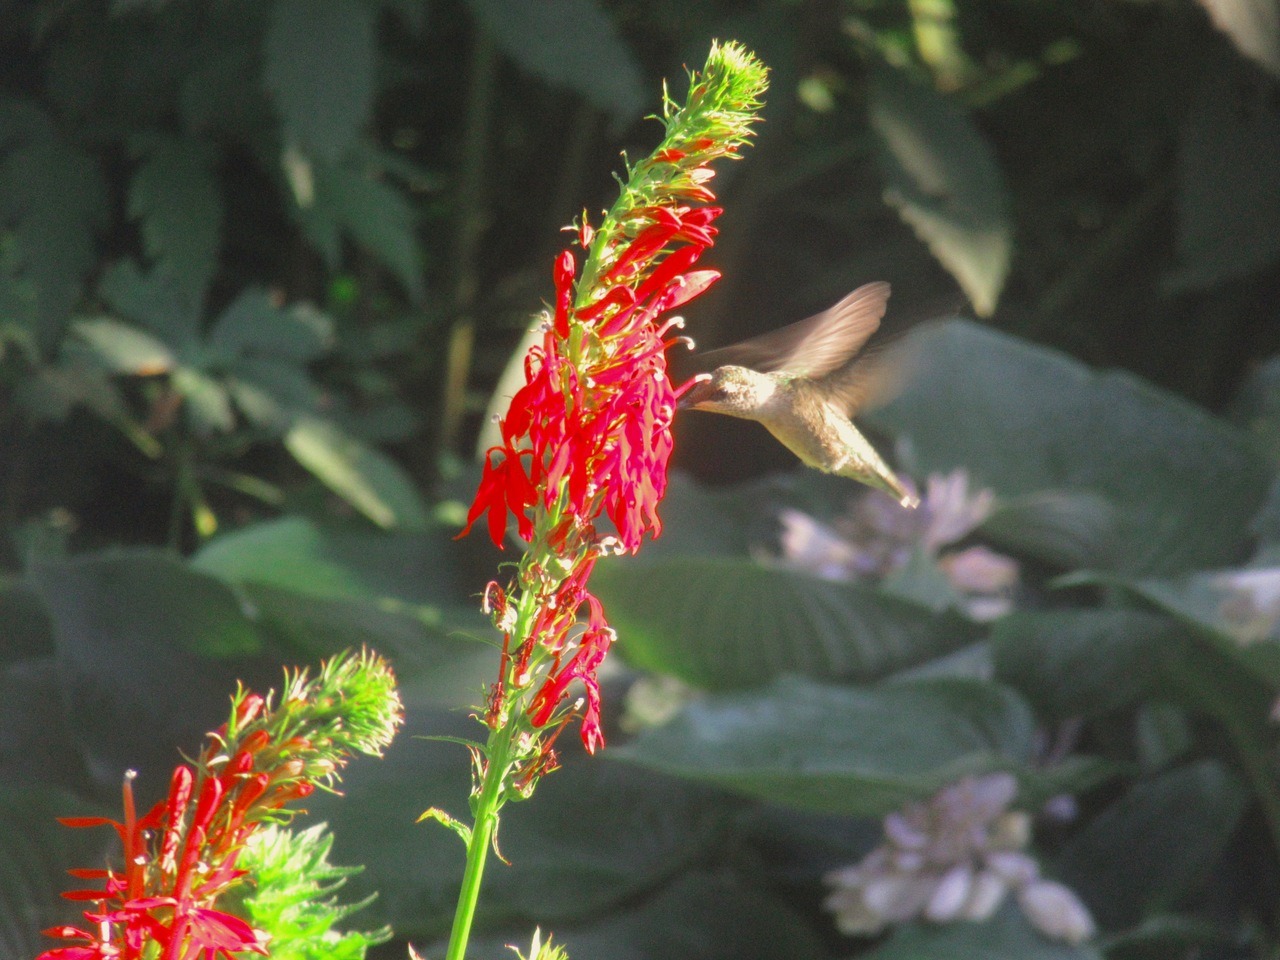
[679,282,919,509]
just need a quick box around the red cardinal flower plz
[456,41,768,765]
[39,651,402,960]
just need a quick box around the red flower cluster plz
[39,694,317,960]
[459,199,724,756]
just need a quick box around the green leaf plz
[1055,761,1248,929]
[863,901,1103,960]
[304,725,729,938]
[0,786,114,958]
[1168,62,1280,292]
[0,134,108,352]
[466,0,646,126]
[284,417,429,530]
[193,514,474,608]
[71,316,176,375]
[263,0,376,163]
[25,550,272,785]
[127,136,222,308]
[1060,565,1280,686]
[207,292,332,362]
[866,320,1271,576]
[295,159,425,301]
[614,675,1038,816]
[980,490,1120,572]
[98,258,204,348]
[592,557,981,690]
[992,610,1176,720]
[869,67,1011,316]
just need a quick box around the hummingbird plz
[679,281,919,509]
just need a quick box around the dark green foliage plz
[4,2,1280,959]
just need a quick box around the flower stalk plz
[441,40,767,960]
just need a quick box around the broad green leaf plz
[980,490,1120,572]
[295,159,425,301]
[0,786,113,958]
[98,259,203,348]
[285,417,429,530]
[71,316,175,375]
[866,320,1271,576]
[207,290,332,362]
[1168,63,1280,291]
[992,610,1177,720]
[127,136,222,307]
[0,135,108,351]
[26,550,274,786]
[615,675,1037,815]
[467,871,827,960]
[1059,565,1280,686]
[466,0,646,126]
[1055,761,1248,929]
[864,901,1103,960]
[193,515,473,609]
[304,722,729,938]
[592,557,981,690]
[263,0,375,163]
[869,67,1011,316]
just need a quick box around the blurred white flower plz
[824,773,1095,944]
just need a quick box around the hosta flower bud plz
[1017,879,1096,945]
[924,863,974,922]
[962,870,1008,921]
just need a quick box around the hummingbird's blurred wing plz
[693,282,891,380]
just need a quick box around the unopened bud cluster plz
[824,773,1095,945]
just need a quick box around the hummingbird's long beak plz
[676,373,714,410]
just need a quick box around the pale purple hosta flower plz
[778,469,1017,619]
[1017,880,1097,945]
[920,469,995,554]
[1214,566,1280,643]
[823,772,1095,944]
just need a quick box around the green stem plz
[443,725,511,960]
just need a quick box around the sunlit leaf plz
[1196,0,1280,76]
[869,67,1011,316]
[284,417,429,530]
[71,316,175,375]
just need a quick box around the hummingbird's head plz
[678,365,778,418]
